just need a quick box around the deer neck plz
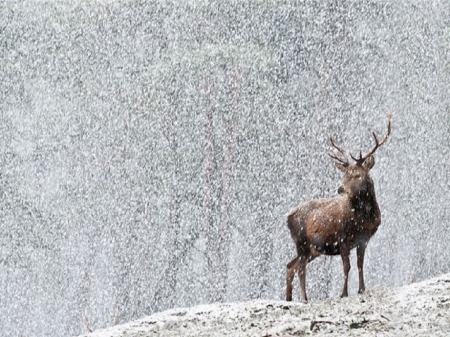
[349,185,380,219]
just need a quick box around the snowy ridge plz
[78,273,450,336]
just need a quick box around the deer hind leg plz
[340,246,351,298]
[297,257,309,303]
[357,243,367,294]
[286,257,299,301]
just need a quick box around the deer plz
[286,115,391,303]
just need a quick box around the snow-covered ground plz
[78,273,450,336]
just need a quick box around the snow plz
[78,273,450,336]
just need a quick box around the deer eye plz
[355,174,361,179]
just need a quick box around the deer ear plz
[363,155,375,170]
[334,162,348,172]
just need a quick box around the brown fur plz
[286,116,391,303]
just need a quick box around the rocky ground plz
[78,273,450,336]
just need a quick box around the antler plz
[327,134,349,165]
[350,114,392,165]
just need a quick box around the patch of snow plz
[77,273,450,336]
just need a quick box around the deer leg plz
[297,258,308,303]
[340,247,350,298]
[357,243,367,294]
[286,257,299,301]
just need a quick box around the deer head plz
[328,114,392,199]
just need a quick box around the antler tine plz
[351,114,392,164]
[327,134,349,165]
[327,150,348,164]
[378,113,392,146]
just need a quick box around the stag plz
[286,115,391,303]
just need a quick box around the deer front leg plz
[357,243,367,294]
[286,257,299,301]
[340,247,351,298]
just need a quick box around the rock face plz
[78,274,450,337]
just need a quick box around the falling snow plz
[0,1,449,337]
